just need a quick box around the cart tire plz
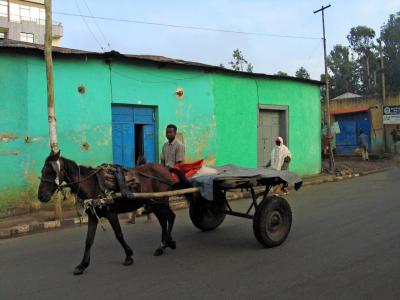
[189,193,226,231]
[253,196,292,247]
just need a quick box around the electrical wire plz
[82,0,112,50]
[54,11,321,41]
[74,1,105,51]
[111,69,206,84]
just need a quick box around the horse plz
[38,150,191,275]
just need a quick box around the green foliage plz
[327,44,359,97]
[347,26,378,95]
[295,67,310,79]
[380,11,400,93]
[229,49,253,73]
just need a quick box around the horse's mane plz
[61,156,96,177]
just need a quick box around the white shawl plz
[271,144,291,171]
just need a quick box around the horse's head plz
[38,150,64,202]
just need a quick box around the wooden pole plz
[44,0,62,219]
[378,40,387,153]
[314,5,335,173]
[115,187,201,199]
[44,0,59,154]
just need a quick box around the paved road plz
[1,169,400,300]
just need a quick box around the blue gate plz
[335,112,371,154]
[112,105,156,168]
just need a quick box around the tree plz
[380,11,400,94]
[327,44,359,97]
[275,71,288,76]
[295,67,310,79]
[347,26,378,95]
[229,49,253,73]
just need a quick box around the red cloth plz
[170,159,204,182]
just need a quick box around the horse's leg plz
[151,205,169,256]
[73,214,98,275]
[165,207,177,250]
[106,211,134,266]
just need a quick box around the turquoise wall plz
[0,54,29,210]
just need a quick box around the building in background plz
[0,0,62,45]
[328,93,400,155]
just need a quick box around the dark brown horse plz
[38,151,191,275]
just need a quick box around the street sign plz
[383,105,400,124]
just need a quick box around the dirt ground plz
[322,155,398,175]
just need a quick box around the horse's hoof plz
[153,247,164,256]
[123,257,134,266]
[73,266,85,275]
[167,240,176,250]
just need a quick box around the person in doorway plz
[267,137,291,195]
[160,124,185,168]
[358,129,369,161]
[268,137,292,171]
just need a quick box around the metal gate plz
[112,105,156,168]
[335,112,371,154]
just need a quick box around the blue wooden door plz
[112,105,156,168]
[336,112,371,154]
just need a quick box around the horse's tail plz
[169,168,192,189]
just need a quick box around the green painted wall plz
[212,74,321,176]
[0,53,29,210]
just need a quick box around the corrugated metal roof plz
[332,92,362,100]
[0,39,322,86]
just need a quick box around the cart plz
[110,166,302,248]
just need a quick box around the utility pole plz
[314,4,335,173]
[45,0,62,219]
[378,39,386,153]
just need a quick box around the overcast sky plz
[53,0,399,79]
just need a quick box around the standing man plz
[161,124,185,167]
[358,129,369,161]
[268,137,292,171]
[267,137,291,195]
[390,125,400,154]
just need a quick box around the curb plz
[359,167,392,176]
[0,166,392,240]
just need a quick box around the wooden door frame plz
[257,104,289,167]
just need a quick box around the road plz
[1,168,399,300]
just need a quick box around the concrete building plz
[0,40,322,215]
[0,0,62,45]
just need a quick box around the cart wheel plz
[253,196,292,247]
[189,193,226,231]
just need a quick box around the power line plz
[74,1,105,51]
[82,0,112,50]
[54,11,321,41]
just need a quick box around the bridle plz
[39,159,100,194]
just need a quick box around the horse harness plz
[40,160,173,212]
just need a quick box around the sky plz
[53,0,399,80]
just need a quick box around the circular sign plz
[384,107,391,115]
